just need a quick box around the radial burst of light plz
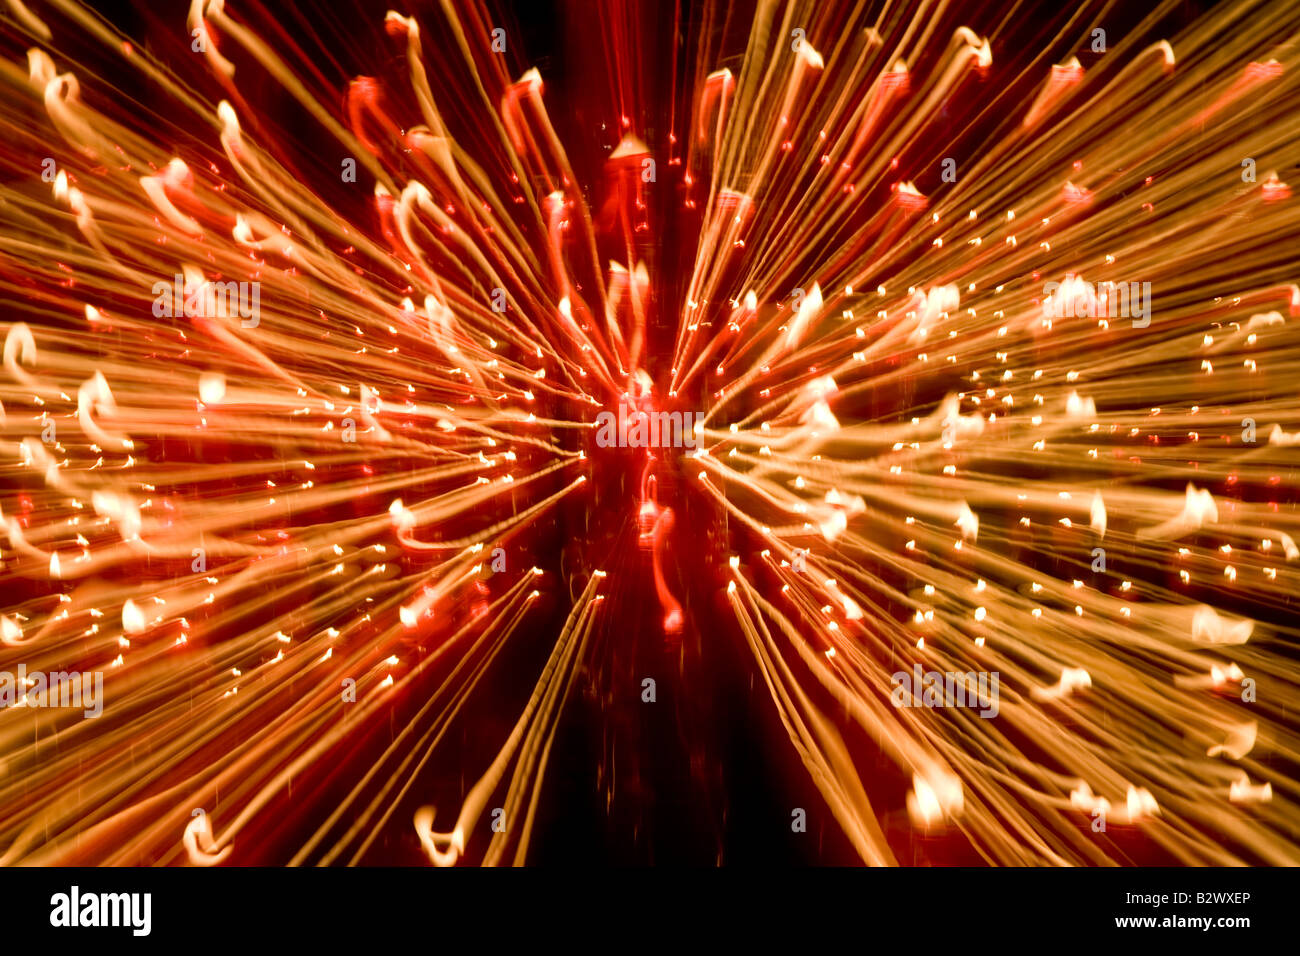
[0,0,1299,866]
